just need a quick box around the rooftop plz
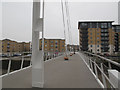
[78,20,114,23]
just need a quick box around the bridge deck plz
[2,53,101,88]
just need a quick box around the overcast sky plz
[1,0,120,44]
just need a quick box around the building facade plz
[39,38,65,52]
[112,25,120,52]
[78,21,115,55]
[1,39,30,54]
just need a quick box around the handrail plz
[1,55,31,76]
[1,52,64,76]
[79,52,118,89]
[84,52,120,67]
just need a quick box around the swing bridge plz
[0,0,120,89]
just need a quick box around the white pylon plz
[32,0,44,88]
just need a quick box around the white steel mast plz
[32,0,44,88]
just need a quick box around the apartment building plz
[39,38,65,52]
[112,25,120,52]
[78,21,115,55]
[1,39,30,54]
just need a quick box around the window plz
[90,23,92,28]
[91,41,93,43]
[62,45,64,47]
[51,49,53,51]
[45,45,47,47]
[51,45,53,47]
[108,23,112,28]
[81,23,88,28]
[90,37,92,39]
[97,37,99,39]
[97,49,99,51]
[90,33,92,35]
[97,45,99,47]
[55,41,58,44]
[101,23,108,28]
[55,45,58,48]
[45,41,47,43]
[91,45,93,47]
[96,23,99,28]
[51,41,53,43]
[97,41,99,43]
[97,33,99,35]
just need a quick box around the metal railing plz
[44,52,64,61]
[79,51,120,89]
[84,52,120,69]
[1,52,65,76]
[1,55,32,76]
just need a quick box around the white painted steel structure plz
[118,1,120,24]
[80,51,120,89]
[32,0,44,88]
[108,70,120,89]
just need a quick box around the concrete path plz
[2,53,101,88]
[44,53,101,88]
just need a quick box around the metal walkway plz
[2,53,101,88]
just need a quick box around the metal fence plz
[79,51,120,89]
[1,56,31,76]
[0,51,65,76]
[44,52,65,61]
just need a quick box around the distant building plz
[67,44,79,51]
[112,25,120,52]
[39,38,65,52]
[78,21,115,55]
[1,39,30,54]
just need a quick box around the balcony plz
[101,34,109,37]
[101,38,109,41]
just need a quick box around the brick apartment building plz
[112,25,120,52]
[39,38,65,52]
[78,21,120,55]
[1,39,30,54]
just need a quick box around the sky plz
[1,0,120,44]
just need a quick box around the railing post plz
[90,59,93,71]
[21,57,24,69]
[101,63,107,88]
[30,60,32,66]
[7,59,11,74]
[108,62,112,69]
[94,60,98,78]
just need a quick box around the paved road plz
[2,53,101,88]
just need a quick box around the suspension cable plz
[61,0,67,56]
[65,0,73,52]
